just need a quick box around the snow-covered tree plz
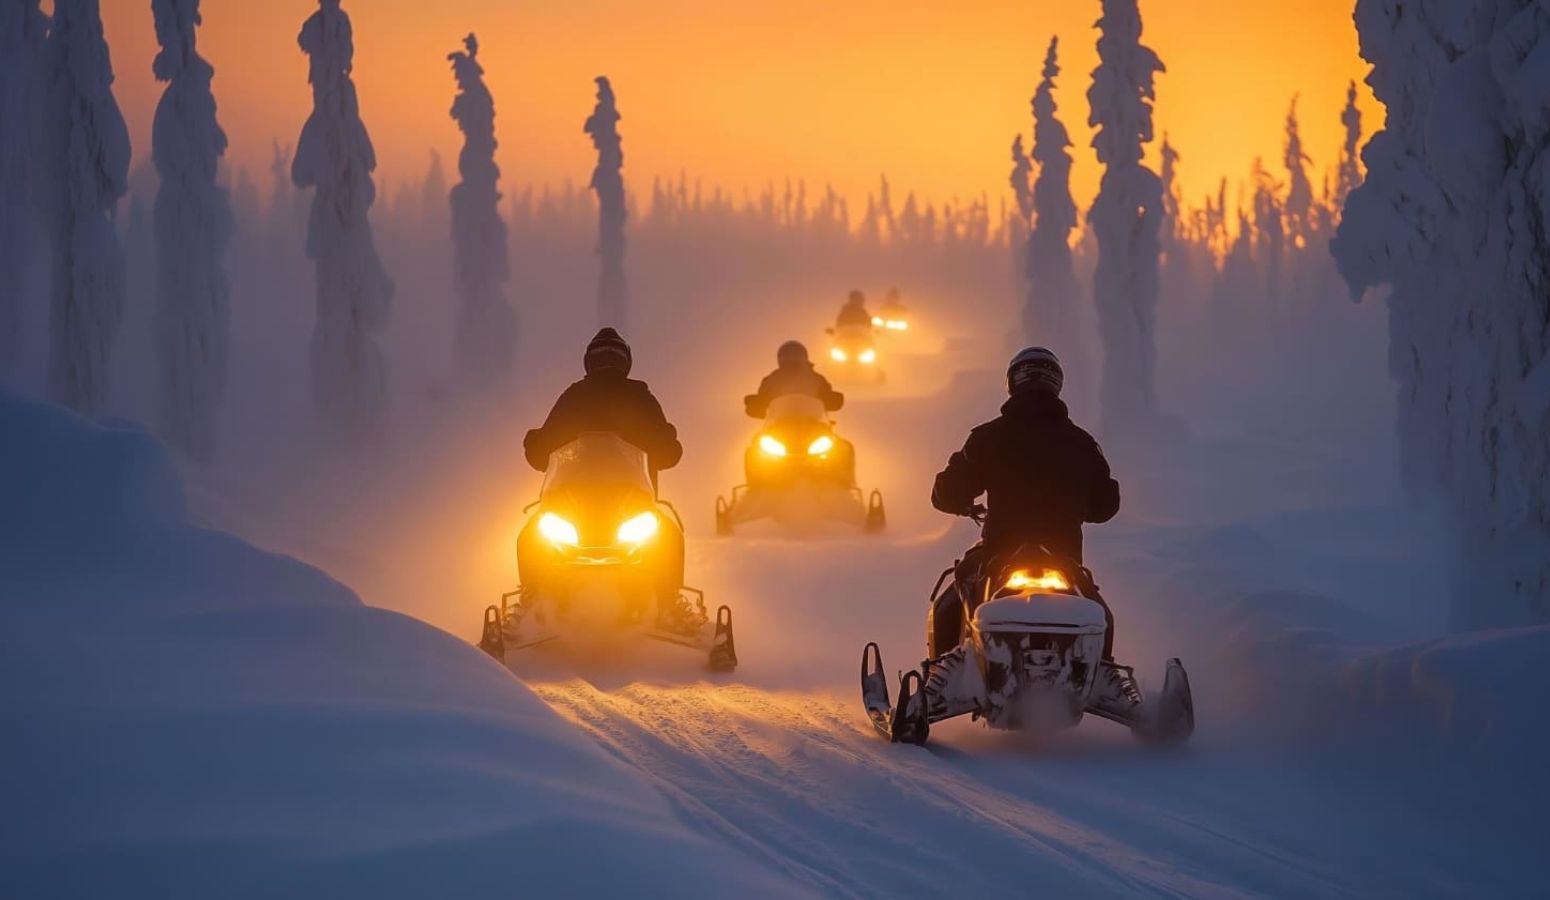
[1159,132,1181,243]
[1332,0,1550,627]
[447,33,514,383]
[0,0,48,377]
[584,76,627,329]
[1334,80,1363,212]
[1009,134,1033,224]
[420,148,447,236]
[1251,157,1283,304]
[39,0,131,415]
[1026,35,1080,348]
[1087,0,1165,435]
[1283,95,1314,246]
[293,0,394,438]
[151,0,233,460]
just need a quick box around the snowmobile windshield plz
[541,433,654,498]
[764,394,828,423]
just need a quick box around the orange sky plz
[99,0,1377,215]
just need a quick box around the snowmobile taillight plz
[538,512,581,547]
[1004,568,1070,594]
[759,434,788,457]
[615,510,659,545]
[807,435,835,456]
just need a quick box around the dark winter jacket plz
[524,371,683,473]
[931,392,1119,563]
[836,303,873,330]
[744,365,845,418]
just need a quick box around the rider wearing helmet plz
[835,289,874,330]
[929,347,1136,718]
[524,328,683,474]
[744,340,845,418]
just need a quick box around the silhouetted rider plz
[524,328,683,474]
[929,347,1122,658]
[835,289,873,330]
[744,341,845,418]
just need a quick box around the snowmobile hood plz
[973,593,1108,633]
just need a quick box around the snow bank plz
[0,390,808,898]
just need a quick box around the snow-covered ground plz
[4,277,1544,897]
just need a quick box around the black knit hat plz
[584,327,632,375]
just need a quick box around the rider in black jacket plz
[928,348,1127,676]
[524,329,683,474]
[744,341,845,418]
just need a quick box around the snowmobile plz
[860,526,1192,746]
[715,394,885,535]
[825,323,885,384]
[479,432,737,671]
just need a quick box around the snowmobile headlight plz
[616,510,659,545]
[806,435,835,456]
[888,319,909,331]
[830,347,848,363]
[859,348,877,364]
[1005,568,1070,593]
[538,512,580,547]
[758,434,788,457]
[871,316,884,327]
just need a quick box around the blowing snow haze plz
[2,1,1546,898]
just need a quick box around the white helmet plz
[1008,346,1063,396]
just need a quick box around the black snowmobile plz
[479,432,736,671]
[861,518,1192,746]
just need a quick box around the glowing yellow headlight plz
[758,434,787,457]
[871,316,884,327]
[1005,568,1071,593]
[830,347,847,363]
[859,348,877,364]
[807,435,835,456]
[538,512,580,547]
[616,511,659,545]
[887,319,909,331]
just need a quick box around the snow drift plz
[0,389,808,899]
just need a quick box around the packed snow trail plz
[186,353,1542,897]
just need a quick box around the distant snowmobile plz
[716,395,885,535]
[872,289,912,335]
[825,323,885,384]
[861,523,1192,745]
[479,433,736,671]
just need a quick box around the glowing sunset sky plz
[99,0,1378,215]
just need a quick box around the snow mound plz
[0,391,808,899]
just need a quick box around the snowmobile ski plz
[861,642,928,744]
[709,604,738,671]
[478,605,505,661]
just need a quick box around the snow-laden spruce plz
[0,0,47,377]
[1282,96,1314,246]
[292,0,394,439]
[1332,0,1550,627]
[151,0,233,460]
[1086,0,1165,436]
[584,76,628,329]
[1334,81,1363,210]
[38,0,131,415]
[1023,36,1080,349]
[447,33,514,384]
